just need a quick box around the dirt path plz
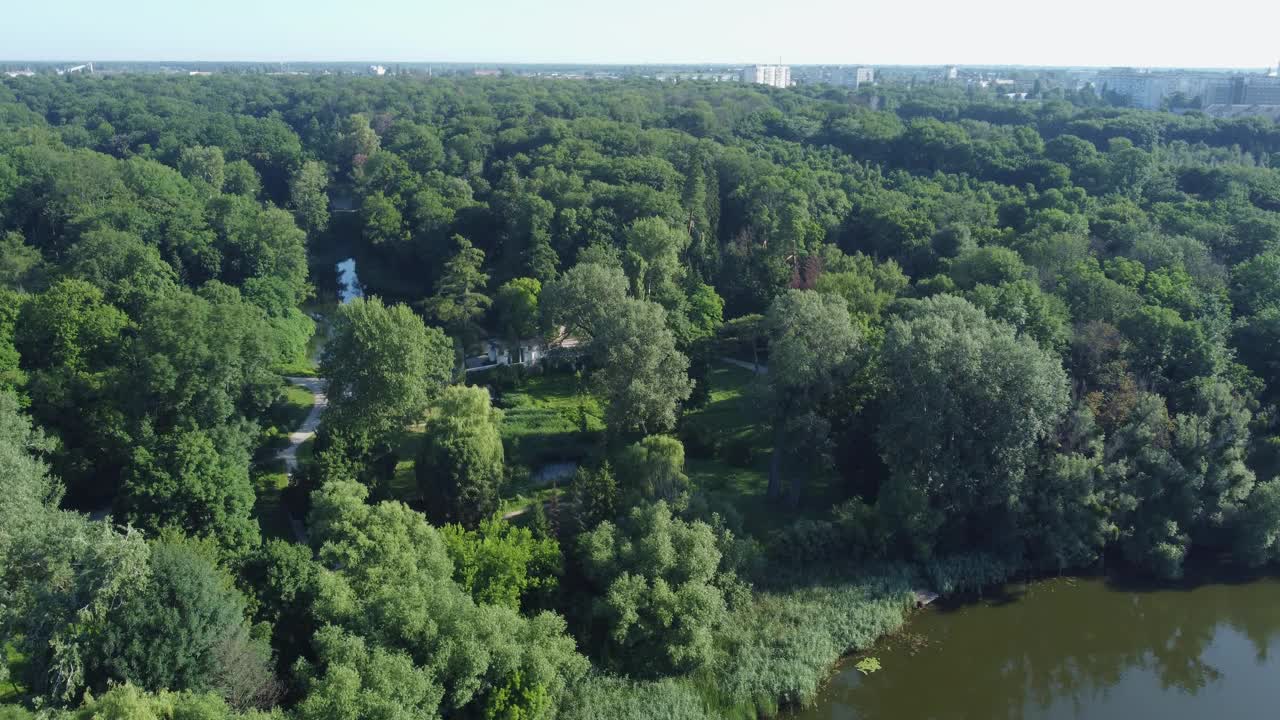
[276,376,327,544]
[278,377,327,474]
[720,356,768,375]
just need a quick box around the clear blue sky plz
[4,0,1278,69]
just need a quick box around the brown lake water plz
[790,575,1280,720]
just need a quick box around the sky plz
[3,0,1279,69]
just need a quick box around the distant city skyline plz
[4,0,1279,70]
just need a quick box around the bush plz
[560,676,707,720]
[718,435,757,468]
[679,423,720,460]
[923,552,1018,594]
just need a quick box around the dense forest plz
[4,73,1280,719]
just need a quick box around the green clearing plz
[495,371,605,469]
[377,365,791,530]
[259,382,317,455]
[679,365,780,534]
[0,644,25,703]
[252,462,292,541]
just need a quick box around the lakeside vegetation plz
[4,71,1280,720]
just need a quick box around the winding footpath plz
[720,356,768,375]
[277,376,328,544]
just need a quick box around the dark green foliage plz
[9,69,1280,720]
[877,295,1070,559]
[89,540,279,710]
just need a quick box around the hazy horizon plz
[5,0,1279,70]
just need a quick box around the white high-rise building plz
[742,64,791,89]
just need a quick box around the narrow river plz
[791,575,1280,719]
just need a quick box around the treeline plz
[3,73,1280,719]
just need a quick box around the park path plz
[278,377,328,473]
[276,376,327,544]
[720,356,768,375]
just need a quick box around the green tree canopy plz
[417,384,505,528]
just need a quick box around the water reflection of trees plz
[816,579,1280,720]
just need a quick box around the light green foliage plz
[417,384,505,528]
[16,278,128,374]
[854,656,882,675]
[132,285,283,422]
[65,228,178,313]
[967,279,1071,353]
[813,248,908,321]
[305,480,588,717]
[877,295,1070,559]
[288,160,330,236]
[541,262,629,342]
[222,160,262,198]
[617,435,690,508]
[0,231,43,291]
[623,217,689,303]
[68,683,277,720]
[295,626,444,720]
[0,397,150,703]
[359,192,407,246]
[206,196,308,305]
[579,502,727,677]
[0,294,23,396]
[592,297,693,433]
[442,518,560,610]
[494,277,542,343]
[685,282,725,342]
[948,245,1029,289]
[321,296,453,452]
[337,114,380,170]
[177,146,227,193]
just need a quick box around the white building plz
[464,338,546,373]
[1092,68,1226,110]
[742,64,791,89]
[369,65,387,76]
[833,66,874,87]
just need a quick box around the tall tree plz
[321,297,453,459]
[288,160,330,237]
[877,295,1070,559]
[425,235,491,355]
[417,384,505,528]
[578,501,728,678]
[592,298,693,434]
[764,290,861,503]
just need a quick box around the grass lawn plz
[274,355,321,377]
[493,372,605,469]
[388,427,425,502]
[259,382,318,457]
[683,365,771,451]
[1,644,25,703]
[679,364,783,534]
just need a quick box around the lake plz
[790,575,1280,720]
[337,257,363,304]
